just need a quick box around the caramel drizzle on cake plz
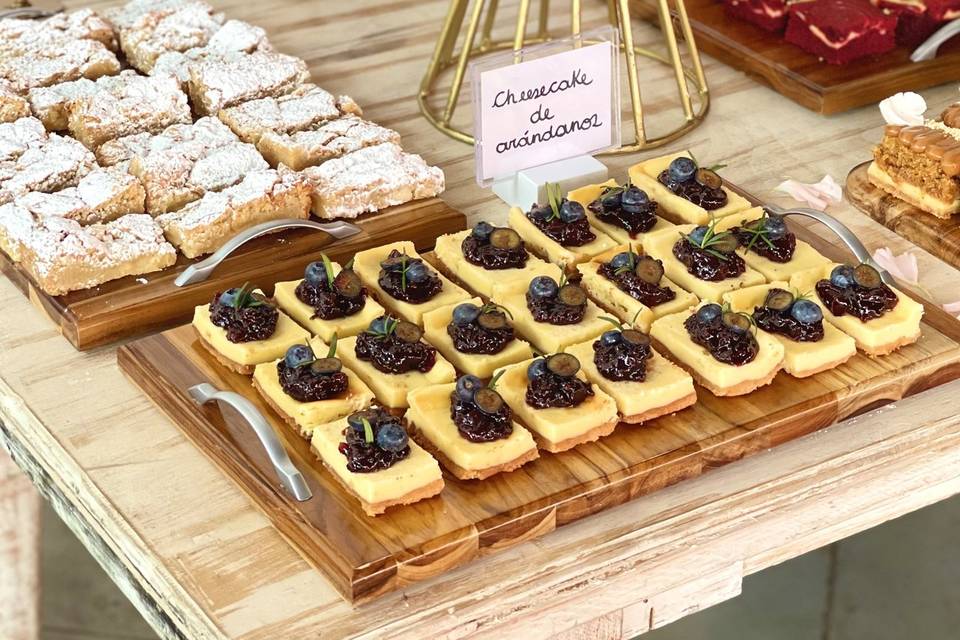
[941,104,960,130]
[883,124,960,177]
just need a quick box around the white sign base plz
[491,155,608,210]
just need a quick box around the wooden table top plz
[2,1,960,639]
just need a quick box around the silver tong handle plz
[188,383,313,502]
[911,18,960,62]
[0,8,60,20]
[174,218,362,287]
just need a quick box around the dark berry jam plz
[354,331,437,374]
[526,292,586,325]
[209,293,278,343]
[277,361,349,402]
[338,422,410,473]
[527,207,596,247]
[753,307,824,342]
[733,228,796,263]
[658,170,728,210]
[295,281,367,320]
[588,198,658,236]
[461,233,529,270]
[815,280,899,322]
[450,394,513,442]
[378,251,442,303]
[598,263,676,307]
[673,238,746,281]
[592,339,652,382]
[526,373,593,409]
[683,313,759,366]
[447,321,514,355]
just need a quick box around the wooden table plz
[2,1,960,639]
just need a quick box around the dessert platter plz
[118,152,960,604]
[847,99,960,270]
[0,1,465,350]
[629,0,960,113]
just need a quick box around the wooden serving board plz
[117,189,960,605]
[629,0,960,114]
[0,199,465,351]
[846,161,960,271]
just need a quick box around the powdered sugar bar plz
[0,127,97,204]
[0,81,30,124]
[117,3,225,73]
[151,20,273,88]
[0,9,116,53]
[187,51,310,116]
[257,116,400,170]
[28,70,138,131]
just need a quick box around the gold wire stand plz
[418,0,709,154]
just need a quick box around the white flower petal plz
[879,92,927,126]
[775,176,843,211]
[871,247,919,284]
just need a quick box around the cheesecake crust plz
[194,326,257,375]
[867,160,959,219]
[652,337,782,397]
[409,423,540,480]
[857,328,922,357]
[523,416,620,454]
[252,376,373,439]
[619,390,698,424]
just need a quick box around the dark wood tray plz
[0,198,466,350]
[630,0,960,114]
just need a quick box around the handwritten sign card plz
[471,27,620,185]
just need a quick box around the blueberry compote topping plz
[525,353,593,409]
[461,222,529,270]
[526,275,588,325]
[378,250,442,303]
[593,327,653,382]
[657,156,728,210]
[815,264,898,322]
[450,374,513,442]
[684,303,759,366]
[278,342,349,402]
[295,254,367,320]
[339,408,410,473]
[447,302,515,355]
[731,212,795,263]
[588,183,658,236]
[599,250,676,307]
[354,315,437,374]
[752,288,824,342]
[526,182,596,247]
[673,222,746,281]
[210,283,278,343]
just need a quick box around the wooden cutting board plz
[846,161,960,271]
[629,0,960,114]
[0,198,465,350]
[117,183,960,605]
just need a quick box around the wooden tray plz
[117,195,960,605]
[0,199,465,351]
[846,160,960,270]
[630,0,960,114]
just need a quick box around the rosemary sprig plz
[488,369,505,390]
[320,253,336,291]
[545,182,562,221]
[682,217,736,262]
[232,282,267,309]
[481,301,514,320]
[367,316,399,339]
[361,417,374,444]
[327,333,338,358]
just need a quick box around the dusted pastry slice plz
[187,50,310,116]
[422,299,534,379]
[642,224,765,302]
[336,315,457,409]
[218,84,359,144]
[433,224,563,298]
[257,115,399,170]
[311,408,444,516]
[577,245,698,332]
[352,240,471,324]
[0,39,120,94]
[568,179,674,244]
[627,152,751,225]
[0,81,30,125]
[273,255,385,342]
[789,263,923,356]
[650,302,785,396]
[722,282,856,377]
[5,166,145,226]
[0,130,97,204]
[408,377,539,480]
[117,3,224,72]
[494,353,619,453]
[253,337,375,437]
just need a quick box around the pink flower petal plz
[871,247,919,284]
[776,175,842,211]
[944,300,960,320]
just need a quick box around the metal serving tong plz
[188,383,312,501]
[911,18,960,62]
[174,218,362,287]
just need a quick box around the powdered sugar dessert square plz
[0,132,97,204]
[150,20,273,88]
[187,51,310,116]
[28,70,143,132]
[104,0,217,29]
[0,40,121,94]
[0,80,30,124]
[94,115,237,169]
[258,115,400,170]
[118,3,225,72]
[2,167,144,226]
[0,8,117,54]
[0,117,47,163]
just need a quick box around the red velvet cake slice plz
[786,0,898,64]
[873,0,960,46]
[725,0,790,32]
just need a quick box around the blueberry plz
[405,262,429,283]
[764,215,787,241]
[218,287,241,307]
[452,302,480,326]
[830,264,856,289]
[472,221,494,241]
[376,421,408,452]
[530,204,553,220]
[790,299,823,325]
[526,358,547,381]
[621,186,650,210]
[368,316,389,334]
[455,375,483,402]
[600,330,622,346]
[528,275,559,299]
[688,226,709,246]
[609,251,635,270]
[559,200,585,223]
[697,303,723,323]
[284,344,314,368]
[304,261,327,287]
[668,157,697,183]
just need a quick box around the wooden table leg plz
[0,448,40,640]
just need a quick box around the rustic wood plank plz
[0,450,39,640]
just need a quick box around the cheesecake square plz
[407,383,539,480]
[492,289,610,354]
[422,298,535,378]
[352,240,472,324]
[273,273,386,343]
[722,282,857,377]
[642,225,766,302]
[627,151,751,225]
[568,179,675,245]
[507,205,617,273]
[494,358,620,452]
[567,340,696,423]
[433,229,564,298]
